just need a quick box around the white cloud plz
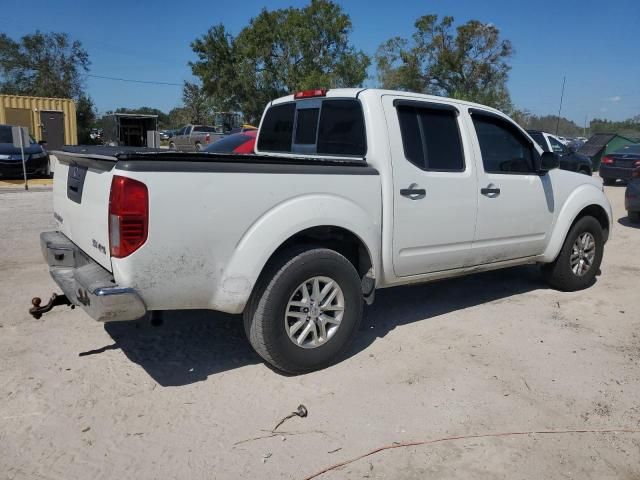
[608,96,621,102]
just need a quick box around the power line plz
[85,73,182,86]
[0,59,184,87]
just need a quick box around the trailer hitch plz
[29,293,74,319]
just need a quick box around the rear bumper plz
[41,231,146,322]
[599,165,634,180]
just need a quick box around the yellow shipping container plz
[0,94,77,148]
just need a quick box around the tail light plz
[205,133,210,144]
[294,88,328,99]
[109,175,148,258]
[634,160,640,167]
[601,155,614,165]
[633,168,640,178]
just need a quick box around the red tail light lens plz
[109,175,148,258]
[205,133,210,144]
[601,155,614,165]
[294,88,328,99]
[633,168,640,178]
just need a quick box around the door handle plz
[480,184,501,197]
[400,183,426,199]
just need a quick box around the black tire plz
[629,211,640,223]
[579,168,591,176]
[244,248,363,374]
[541,216,604,291]
[195,142,202,151]
[602,177,616,186]
[169,142,176,150]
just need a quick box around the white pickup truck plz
[34,88,612,373]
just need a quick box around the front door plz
[40,111,65,150]
[468,110,554,264]
[383,96,478,277]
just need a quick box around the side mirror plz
[539,151,560,173]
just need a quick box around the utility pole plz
[555,76,566,135]
[583,115,587,137]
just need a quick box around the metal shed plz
[578,133,635,170]
[0,94,77,149]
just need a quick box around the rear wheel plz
[195,142,202,151]
[169,142,176,150]
[244,248,363,374]
[579,168,591,176]
[542,216,604,291]
[602,177,616,186]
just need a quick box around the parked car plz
[0,124,51,178]
[625,167,640,222]
[159,130,170,141]
[599,143,640,185]
[36,88,612,374]
[169,125,223,151]
[527,130,592,175]
[203,130,257,154]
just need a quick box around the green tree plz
[182,81,213,124]
[376,15,513,111]
[0,31,89,99]
[76,94,97,144]
[168,106,191,129]
[190,0,370,123]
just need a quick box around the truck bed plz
[50,145,381,313]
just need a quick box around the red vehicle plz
[203,129,257,154]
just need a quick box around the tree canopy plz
[0,31,90,99]
[190,0,370,123]
[376,15,513,111]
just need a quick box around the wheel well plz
[573,204,610,242]
[268,226,373,278]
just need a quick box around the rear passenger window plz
[257,103,296,152]
[317,100,366,156]
[471,114,535,174]
[396,105,464,171]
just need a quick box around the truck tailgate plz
[52,152,115,272]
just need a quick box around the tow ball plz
[29,293,74,319]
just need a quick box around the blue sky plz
[2,0,639,123]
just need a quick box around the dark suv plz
[527,130,592,175]
[0,124,50,178]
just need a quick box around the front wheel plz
[542,216,604,291]
[244,248,363,374]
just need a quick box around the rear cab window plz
[395,101,465,172]
[257,98,366,157]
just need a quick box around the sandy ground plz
[1,184,639,480]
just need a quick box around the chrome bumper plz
[41,231,146,322]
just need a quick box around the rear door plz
[51,153,116,271]
[383,96,478,276]
[40,111,65,150]
[468,110,554,264]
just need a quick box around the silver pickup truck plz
[168,125,223,151]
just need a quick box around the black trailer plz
[101,113,159,147]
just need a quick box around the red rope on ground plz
[301,428,640,480]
